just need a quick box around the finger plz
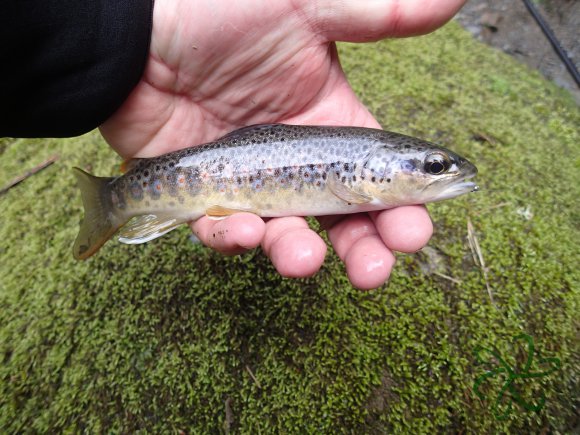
[323,214,395,290]
[190,212,266,255]
[371,205,433,253]
[310,0,466,41]
[262,217,327,278]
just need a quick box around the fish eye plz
[424,153,451,175]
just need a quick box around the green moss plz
[1,23,578,432]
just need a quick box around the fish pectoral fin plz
[118,214,184,244]
[205,205,255,220]
[327,171,372,204]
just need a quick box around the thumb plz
[308,0,466,41]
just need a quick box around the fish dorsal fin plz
[117,214,184,244]
[220,124,283,140]
[327,171,372,204]
[120,158,145,173]
[205,205,254,220]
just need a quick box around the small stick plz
[223,397,234,434]
[474,202,511,216]
[433,271,463,285]
[467,218,495,305]
[0,155,58,195]
[245,365,262,389]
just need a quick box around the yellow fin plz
[120,158,144,173]
[327,171,371,204]
[205,205,253,220]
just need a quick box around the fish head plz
[365,140,478,206]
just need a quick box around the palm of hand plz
[99,0,464,289]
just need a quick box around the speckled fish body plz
[72,124,478,259]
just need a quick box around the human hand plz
[100,0,465,289]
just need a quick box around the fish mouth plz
[435,170,478,200]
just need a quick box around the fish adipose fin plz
[118,214,184,244]
[72,168,128,260]
[205,205,254,220]
[327,171,372,204]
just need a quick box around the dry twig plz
[467,218,495,305]
[433,271,463,285]
[245,365,262,389]
[223,397,234,434]
[0,155,58,195]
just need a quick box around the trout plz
[73,124,478,259]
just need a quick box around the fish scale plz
[72,124,478,260]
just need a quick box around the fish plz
[72,124,478,260]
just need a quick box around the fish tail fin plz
[72,167,126,260]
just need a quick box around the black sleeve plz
[0,1,153,138]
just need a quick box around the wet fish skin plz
[73,124,478,260]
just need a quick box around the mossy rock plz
[1,22,578,432]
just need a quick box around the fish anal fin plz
[327,172,372,204]
[205,205,253,220]
[118,214,184,244]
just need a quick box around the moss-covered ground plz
[1,23,578,432]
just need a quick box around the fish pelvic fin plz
[72,167,126,260]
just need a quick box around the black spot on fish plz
[371,176,376,182]
[144,170,149,177]
[341,176,346,183]
[343,163,350,171]
[352,175,357,182]
[217,163,225,172]
[387,178,391,183]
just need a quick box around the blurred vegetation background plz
[1,22,578,432]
